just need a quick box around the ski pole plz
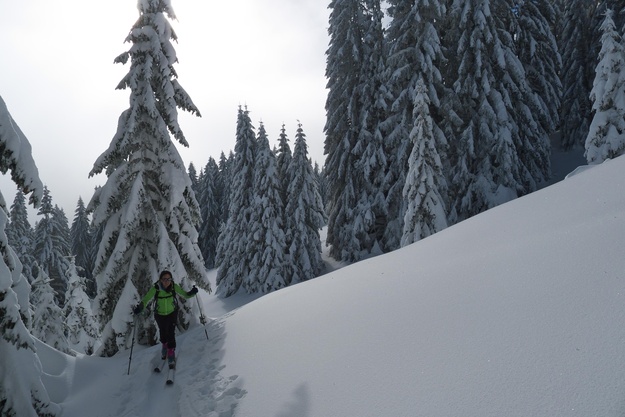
[127,316,137,375]
[195,294,209,340]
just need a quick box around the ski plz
[165,363,175,385]
[153,357,167,373]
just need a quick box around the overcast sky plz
[0,0,329,220]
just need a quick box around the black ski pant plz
[155,311,178,349]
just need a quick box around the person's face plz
[161,274,172,288]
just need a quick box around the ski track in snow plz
[176,318,247,417]
[106,318,246,416]
[112,348,177,417]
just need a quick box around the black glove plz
[133,304,143,315]
[188,286,198,296]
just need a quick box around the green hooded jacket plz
[140,282,195,316]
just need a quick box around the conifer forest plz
[2,2,625,414]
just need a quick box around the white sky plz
[0,0,330,218]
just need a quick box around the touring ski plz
[165,362,175,385]
[154,357,167,373]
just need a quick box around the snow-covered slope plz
[53,155,625,417]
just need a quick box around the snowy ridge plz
[52,156,625,416]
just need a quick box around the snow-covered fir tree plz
[64,260,100,355]
[244,123,287,293]
[590,2,625,82]
[33,187,71,305]
[514,0,560,185]
[559,1,594,150]
[206,156,224,222]
[0,95,59,417]
[6,189,37,283]
[516,0,562,139]
[216,107,257,297]
[217,151,234,226]
[325,0,387,262]
[401,78,448,246]
[285,122,326,284]
[198,157,220,269]
[446,0,539,222]
[87,0,210,355]
[324,0,361,263]
[275,124,293,278]
[53,204,72,255]
[188,162,200,196]
[496,1,553,192]
[352,0,389,257]
[70,197,95,297]
[600,0,625,29]
[87,200,104,299]
[384,0,448,249]
[586,9,625,163]
[31,266,72,355]
[275,124,292,213]
[313,162,328,208]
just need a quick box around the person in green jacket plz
[133,270,198,366]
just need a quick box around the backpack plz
[150,281,179,314]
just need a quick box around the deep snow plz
[39,153,625,417]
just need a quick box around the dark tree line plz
[323,0,624,263]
